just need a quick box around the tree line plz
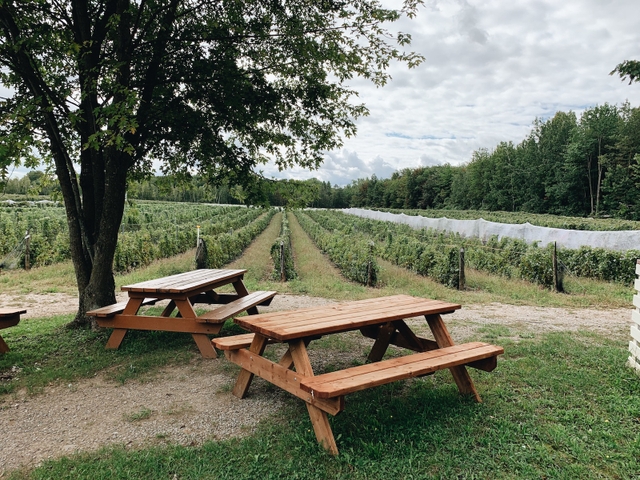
[343,101,640,218]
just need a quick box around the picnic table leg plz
[231,280,259,315]
[105,329,128,350]
[425,314,481,403]
[0,334,10,353]
[393,319,433,351]
[192,334,218,359]
[367,322,396,362]
[174,299,197,319]
[102,298,144,350]
[122,297,145,315]
[161,300,177,317]
[277,337,314,369]
[232,334,269,398]
[289,340,339,455]
[172,299,219,358]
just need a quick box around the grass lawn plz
[5,332,640,479]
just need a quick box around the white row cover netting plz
[342,208,640,252]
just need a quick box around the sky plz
[263,0,640,186]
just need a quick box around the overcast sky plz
[264,0,640,186]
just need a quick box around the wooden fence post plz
[195,238,208,269]
[24,230,30,270]
[552,242,564,293]
[280,241,285,282]
[458,247,465,290]
[366,241,374,287]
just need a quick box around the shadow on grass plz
[0,318,198,394]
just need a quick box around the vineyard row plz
[302,210,640,288]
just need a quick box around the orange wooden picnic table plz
[213,294,503,455]
[88,269,275,358]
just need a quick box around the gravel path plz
[0,293,633,476]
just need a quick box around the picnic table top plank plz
[239,295,457,327]
[274,306,448,339]
[235,295,460,341]
[122,269,246,294]
[122,269,238,291]
[241,295,409,324]
[238,306,453,341]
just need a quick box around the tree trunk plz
[587,155,594,215]
[595,137,603,217]
[65,152,129,328]
[596,163,603,217]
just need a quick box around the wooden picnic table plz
[88,269,276,358]
[0,308,26,353]
[213,294,503,455]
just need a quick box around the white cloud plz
[263,150,396,186]
[291,0,640,185]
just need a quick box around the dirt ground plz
[0,293,634,476]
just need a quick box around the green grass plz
[6,332,640,479]
[2,211,640,478]
[123,407,154,422]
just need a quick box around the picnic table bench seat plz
[299,342,504,399]
[0,308,25,322]
[0,308,27,353]
[87,298,158,318]
[197,291,276,324]
[212,332,277,350]
[212,329,320,351]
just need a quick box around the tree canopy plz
[0,0,423,325]
[612,60,640,84]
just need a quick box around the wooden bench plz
[197,291,276,324]
[87,298,158,318]
[212,333,276,350]
[299,342,504,399]
[212,330,322,351]
[0,308,26,353]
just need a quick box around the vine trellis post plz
[24,230,30,270]
[280,241,285,282]
[458,247,465,290]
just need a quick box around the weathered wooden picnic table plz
[0,308,26,353]
[213,294,503,455]
[87,269,275,358]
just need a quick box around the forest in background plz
[4,101,640,219]
[345,101,640,218]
